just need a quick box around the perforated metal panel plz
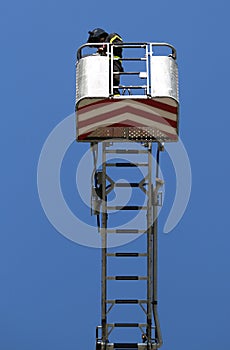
[85,126,176,142]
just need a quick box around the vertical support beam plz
[152,143,163,347]
[145,44,150,96]
[110,44,114,96]
[147,143,153,342]
[101,141,108,342]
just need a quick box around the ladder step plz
[107,252,147,257]
[121,57,147,60]
[107,299,147,304]
[119,71,143,75]
[106,162,148,167]
[107,206,147,211]
[119,85,147,89]
[107,229,146,234]
[107,276,148,281]
[105,150,148,154]
[113,323,144,327]
[114,183,145,188]
[114,343,138,349]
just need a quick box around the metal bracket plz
[152,178,164,206]
[157,192,163,207]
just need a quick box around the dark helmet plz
[87,28,108,43]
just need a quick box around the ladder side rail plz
[101,141,108,343]
[146,144,153,344]
[151,144,163,348]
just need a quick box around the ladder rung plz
[106,299,147,304]
[106,162,136,167]
[107,276,148,281]
[106,252,147,257]
[113,343,139,349]
[107,229,146,234]
[121,57,147,61]
[112,323,146,328]
[119,72,142,75]
[107,206,147,211]
[105,150,148,154]
[118,85,147,89]
[106,162,148,167]
[114,183,142,188]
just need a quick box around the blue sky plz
[1,0,230,349]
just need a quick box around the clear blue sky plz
[1,0,230,349]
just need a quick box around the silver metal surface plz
[150,56,179,103]
[76,55,110,104]
[75,42,179,103]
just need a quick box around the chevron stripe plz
[78,107,177,133]
[77,97,178,114]
[78,99,177,123]
[79,114,177,136]
[76,97,178,142]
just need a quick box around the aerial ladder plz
[75,42,179,350]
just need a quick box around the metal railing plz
[76,42,177,97]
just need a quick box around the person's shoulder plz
[107,33,123,42]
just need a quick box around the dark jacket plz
[105,33,123,58]
[98,33,123,59]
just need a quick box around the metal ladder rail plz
[98,142,157,349]
[151,145,163,348]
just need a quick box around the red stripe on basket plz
[133,98,178,114]
[78,105,177,129]
[77,98,178,115]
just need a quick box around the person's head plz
[87,28,108,44]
